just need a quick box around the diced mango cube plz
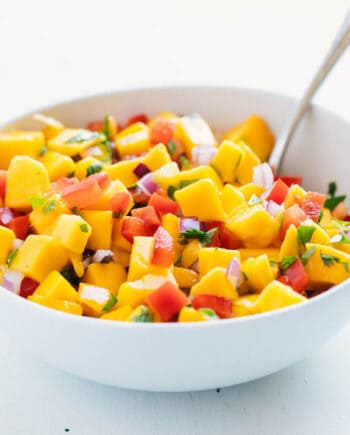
[11,235,69,282]
[235,141,261,185]
[284,184,307,208]
[181,239,201,268]
[30,194,71,235]
[28,295,83,315]
[78,283,114,317]
[280,225,299,259]
[75,156,102,180]
[232,294,258,317]
[101,305,133,321]
[161,213,182,256]
[69,252,84,277]
[40,151,75,181]
[84,262,126,295]
[211,140,243,183]
[173,267,198,288]
[241,254,274,293]
[33,270,78,301]
[48,129,104,156]
[6,156,50,210]
[82,210,113,250]
[51,214,91,254]
[112,218,132,252]
[115,122,150,157]
[106,158,142,187]
[191,267,238,300]
[142,143,171,171]
[178,306,207,322]
[221,184,246,216]
[239,248,280,262]
[0,131,45,169]
[175,166,223,191]
[239,183,265,201]
[0,226,15,264]
[198,247,240,277]
[175,179,225,222]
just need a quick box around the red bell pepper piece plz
[146,281,187,321]
[191,294,232,319]
[152,227,175,267]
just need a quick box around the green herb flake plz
[167,141,176,155]
[42,199,56,214]
[179,179,198,189]
[103,115,111,140]
[86,164,103,177]
[328,181,337,197]
[71,207,82,216]
[324,195,346,212]
[131,306,154,323]
[317,210,324,223]
[30,197,46,210]
[38,145,48,156]
[167,185,177,200]
[301,246,316,266]
[67,171,75,178]
[60,265,80,286]
[65,131,102,144]
[80,223,89,233]
[248,195,264,206]
[198,308,219,320]
[7,248,18,266]
[102,294,117,312]
[179,228,217,246]
[281,256,298,271]
[179,155,189,170]
[297,225,316,246]
[320,253,340,267]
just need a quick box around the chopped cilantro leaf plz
[67,171,75,178]
[86,164,103,177]
[297,225,316,245]
[103,115,111,140]
[328,181,337,197]
[281,256,298,270]
[167,141,176,155]
[167,185,177,200]
[30,197,46,210]
[248,195,264,206]
[60,265,80,287]
[320,253,340,267]
[179,155,189,170]
[43,199,55,214]
[102,294,117,312]
[324,195,346,211]
[65,131,102,144]
[301,246,316,266]
[7,248,18,266]
[179,228,217,246]
[80,223,89,233]
[38,145,48,156]
[130,306,154,322]
[198,308,218,319]
[179,179,198,189]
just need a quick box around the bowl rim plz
[1,84,349,330]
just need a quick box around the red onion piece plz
[253,163,274,189]
[137,173,159,195]
[266,200,284,217]
[92,250,115,263]
[1,270,24,294]
[226,258,242,288]
[133,163,151,179]
[180,217,200,232]
[192,146,217,165]
[13,238,23,249]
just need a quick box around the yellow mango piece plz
[173,267,198,288]
[75,156,102,180]
[178,307,207,322]
[152,162,180,190]
[33,113,64,139]
[28,294,82,315]
[175,179,225,222]
[82,210,113,250]
[280,225,299,259]
[115,122,150,157]
[69,252,84,278]
[239,183,265,201]
[118,273,175,308]
[235,141,261,185]
[48,129,104,156]
[78,283,114,317]
[304,243,350,285]
[0,131,45,169]
[84,180,132,212]
[101,305,133,321]
[241,254,274,293]
[84,262,126,295]
[112,248,130,268]
[198,247,240,277]
[211,140,243,183]
[175,166,223,191]
[191,267,238,301]
[227,205,278,248]
[301,219,331,245]
[175,113,216,157]
[284,184,307,208]
[221,184,246,216]
[0,226,15,264]
[5,156,50,210]
[161,213,182,256]
[106,158,142,187]
[319,209,339,239]
[142,143,171,171]
[253,280,306,313]
[30,194,71,235]
[222,115,274,162]
[33,270,78,301]
[51,214,91,254]
[239,248,280,262]
[148,112,178,128]
[232,294,259,317]
[11,235,69,282]
[112,218,132,252]
[40,151,75,181]
[128,305,155,322]
[181,239,201,268]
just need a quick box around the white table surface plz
[1,1,350,434]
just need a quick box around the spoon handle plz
[269,11,350,174]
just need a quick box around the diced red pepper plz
[278,276,290,286]
[126,113,149,126]
[110,191,132,217]
[283,258,309,293]
[19,277,39,298]
[266,179,289,205]
[86,120,104,132]
[281,204,307,238]
[301,191,327,222]
[146,281,187,321]
[7,215,30,240]
[148,192,179,217]
[88,172,111,190]
[121,216,153,243]
[274,176,302,187]
[0,170,7,200]
[61,178,103,209]
[128,185,150,205]
[51,177,79,194]
[152,226,175,267]
[191,294,232,319]
[150,118,176,146]
[219,227,241,250]
[131,206,160,230]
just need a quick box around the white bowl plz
[0,86,349,392]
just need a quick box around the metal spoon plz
[269,11,350,174]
